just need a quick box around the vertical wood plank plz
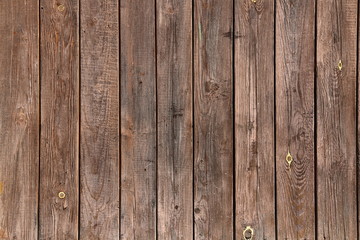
[234,0,275,238]
[317,0,358,238]
[80,0,119,238]
[0,0,39,239]
[275,0,316,238]
[156,0,193,239]
[40,0,79,238]
[194,0,233,239]
[120,0,157,239]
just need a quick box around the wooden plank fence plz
[0,0,359,239]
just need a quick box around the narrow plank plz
[156,0,193,239]
[317,0,358,238]
[120,0,157,239]
[39,0,79,238]
[80,0,119,238]
[234,0,275,238]
[275,0,316,238]
[194,0,233,239]
[0,0,39,238]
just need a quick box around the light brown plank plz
[156,0,193,239]
[194,0,234,239]
[0,0,39,238]
[234,0,275,238]
[39,0,79,238]
[120,0,157,239]
[80,0,119,238]
[317,0,358,238]
[275,0,316,238]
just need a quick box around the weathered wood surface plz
[0,0,39,239]
[276,0,316,238]
[80,0,119,238]
[235,0,276,238]
[39,0,79,238]
[317,0,358,238]
[1,0,360,238]
[157,0,193,239]
[120,0,157,239]
[194,0,234,239]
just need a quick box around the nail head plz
[58,4,65,12]
[58,192,66,199]
[286,151,293,167]
[338,60,343,71]
[243,226,254,240]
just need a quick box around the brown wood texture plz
[0,0,39,239]
[276,0,316,238]
[3,0,360,238]
[317,0,358,238]
[235,0,276,238]
[39,0,80,238]
[156,0,193,239]
[194,0,234,239]
[80,0,119,238]
[120,0,157,239]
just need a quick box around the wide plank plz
[156,0,193,239]
[194,0,234,239]
[235,0,276,238]
[275,0,316,238]
[0,0,39,238]
[317,0,358,238]
[80,0,119,238]
[120,0,157,239]
[39,0,80,238]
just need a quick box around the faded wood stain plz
[0,0,359,238]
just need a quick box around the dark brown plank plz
[194,0,233,239]
[0,0,39,238]
[234,0,275,238]
[39,0,79,238]
[80,0,119,238]
[317,0,358,238]
[120,0,156,239]
[275,0,316,238]
[156,0,193,239]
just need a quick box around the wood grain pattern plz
[234,0,276,238]
[276,0,316,238]
[0,0,39,239]
[194,0,233,239]
[317,0,358,238]
[156,0,193,239]
[80,0,119,238]
[39,0,79,238]
[120,0,157,239]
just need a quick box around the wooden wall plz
[0,0,359,239]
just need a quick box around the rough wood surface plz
[39,0,79,238]
[0,0,39,239]
[276,0,316,238]
[194,0,234,239]
[120,0,157,239]
[235,0,276,239]
[80,0,119,238]
[2,0,360,238]
[317,0,358,238]
[156,0,193,239]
